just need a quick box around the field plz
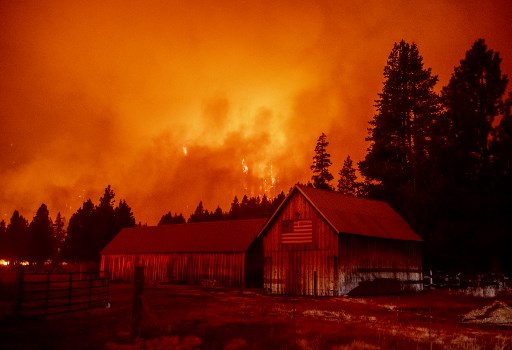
[1,282,511,350]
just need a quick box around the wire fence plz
[14,270,110,317]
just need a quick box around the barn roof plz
[260,185,422,242]
[101,218,268,255]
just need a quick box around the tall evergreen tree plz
[6,210,29,263]
[158,211,174,225]
[260,194,273,216]
[441,38,508,188]
[93,185,117,257]
[359,40,440,203]
[311,133,334,190]
[114,199,136,233]
[229,196,241,220]
[240,195,250,218]
[337,155,357,195]
[423,39,509,273]
[211,206,225,221]
[53,212,66,262]
[64,199,95,262]
[188,201,210,223]
[64,186,136,262]
[28,203,56,264]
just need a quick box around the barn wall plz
[263,192,339,296]
[100,252,246,287]
[245,237,264,288]
[338,235,423,294]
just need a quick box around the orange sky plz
[1,0,511,225]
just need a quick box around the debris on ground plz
[462,301,512,325]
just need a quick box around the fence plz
[14,270,110,317]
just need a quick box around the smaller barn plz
[259,185,423,296]
[100,218,267,287]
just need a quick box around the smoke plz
[1,0,511,224]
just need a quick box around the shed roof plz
[260,185,422,242]
[101,218,268,255]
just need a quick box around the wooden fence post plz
[44,271,51,316]
[132,266,144,338]
[14,267,25,318]
[67,272,73,312]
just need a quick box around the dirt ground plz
[1,283,511,350]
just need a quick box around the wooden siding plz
[101,252,246,287]
[263,192,339,296]
[338,235,423,294]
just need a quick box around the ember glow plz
[1,1,511,224]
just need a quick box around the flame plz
[182,146,188,156]
[242,158,249,174]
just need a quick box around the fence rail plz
[15,270,110,317]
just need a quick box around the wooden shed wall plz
[263,193,339,296]
[100,252,246,287]
[338,235,423,294]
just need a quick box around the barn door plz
[287,252,302,295]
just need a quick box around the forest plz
[0,38,511,275]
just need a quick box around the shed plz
[258,185,423,295]
[100,218,267,287]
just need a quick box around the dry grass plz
[1,284,511,349]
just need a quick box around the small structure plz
[100,218,267,287]
[258,185,423,296]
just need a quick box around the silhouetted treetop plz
[359,39,440,203]
[311,133,334,191]
[159,211,186,225]
[337,155,358,196]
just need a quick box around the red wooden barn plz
[258,185,423,296]
[100,218,266,287]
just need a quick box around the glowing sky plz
[1,0,511,224]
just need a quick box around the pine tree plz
[7,210,30,263]
[359,40,440,201]
[114,200,136,232]
[53,212,66,262]
[28,203,56,264]
[64,186,136,262]
[260,194,272,216]
[442,38,508,188]
[311,133,334,190]
[64,199,95,262]
[229,196,240,219]
[188,201,210,222]
[159,211,174,225]
[212,206,225,221]
[337,155,357,195]
[93,185,117,258]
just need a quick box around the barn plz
[258,185,423,296]
[100,218,267,287]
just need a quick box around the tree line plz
[0,185,136,264]
[309,39,512,275]
[1,38,510,274]
[0,185,287,264]
[159,192,286,225]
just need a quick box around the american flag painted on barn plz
[281,219,313,244]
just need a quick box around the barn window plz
[281,219,313,244]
